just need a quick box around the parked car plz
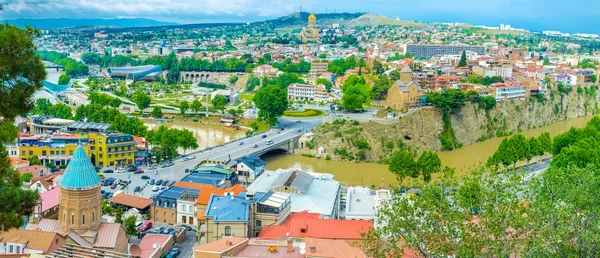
[127,166,137,172]
[176,225,194,231]
[166,248,180,258]
[134,186,141,192]
[148,165,158,170]
[161,227,173,234]
[152,186,160,192]
[149,179,155,185]
[141,175,150,180]
[161,180,169,186]
[160,163,169,168]
[134,170,144,174]
[138,221,152,232]
[135,221,144,228]
[104,169,114,173]
[156,179,163,185]
[97,173,105,179]
[110,184,117,189]
[50,167,60,173]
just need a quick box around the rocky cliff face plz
[304,90,599,162]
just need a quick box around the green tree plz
[465,90,479,102]
[101,200,114,215]
[191,99,203,115]
[228,74,239,84]
[416,151,442,183]
[33,98,52,115]
[133,91,151,111]
[178,129,198,155]
[179,100,189,115]
[457,50,467,67]
[48,104,73,119]
[58,74,70,85]
[151,106,163,118]
[372,61,384,75]
[20,173,33,183]
[246,75,261,92]
[27,155,42,166]
[124,216,138,240]
[592,74,598,83]
[388,150,416,183]
[538,132,553,154]
[341,93,365,112]
[315,78,333,92]
[253,85,288,126]
[211,94,228,113]
[115,207,123,224]
[543,57,550,66]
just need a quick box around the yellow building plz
[19,135,90,166]
[85,133,136,167]
[298,13,321,43]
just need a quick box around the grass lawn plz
[283,109,325,118]
[239,93,255,101]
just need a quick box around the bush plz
[354,139,371,150]
[352,120,360,126]
[333,119,347,125]
[325,154,331,160]
[302,153,315,158]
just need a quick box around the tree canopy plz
[211,94,228,112]
[253,85,288,126]
[0,24,43,231]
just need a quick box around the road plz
[101,117,322,198]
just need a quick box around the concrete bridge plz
[45,65,65,72]
[187,129,302,164]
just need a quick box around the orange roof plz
[305,238,366,258]
[9,158,29,168]
[17,165,47,176]
[259,211,372,240]
[195,184,247,206]
[109,194,153,209]
[173,181,218,191]
[194,237,248,253]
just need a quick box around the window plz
[50,150,54,155]
[224,226,231,236]
[42,150,47,156]
[163,212,166,217]
[92,211,95,222]
[188,206,193,212]
[61,151,65,155]
[22,151,25,156]
[16,246,20,254]
[182,204,186,212]
[29,151,33,156]
[256,220,262,227]
[172,212,174,219]
[71,213,74,225]
[189,216,194,225]
[69,150,73,155]
[182,216,187,224]
[9,245,13,253]
[63,212,65,222]
[82,214,85,225]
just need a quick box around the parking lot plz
[99,165,179,199]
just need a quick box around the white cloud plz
[0,0,307,22]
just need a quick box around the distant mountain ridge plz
[254,12,365,27]
[3,18,177,29]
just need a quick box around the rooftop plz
[37,187,60,213]
[0,228,63,253]
[139,234,171,258]
[345,186,390,217]
[259,211,372,240]
[248,169,340,217]
[305,237,366,258]
[193,237,248,253]
[60,145,101,190]
[205,194,252,222]
[109,193,153,210]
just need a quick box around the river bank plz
[270,113,597,186]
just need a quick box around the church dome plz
[60,145,101,190]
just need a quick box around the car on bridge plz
[253,144,259,148]
[261,134,267,138]
[239,141,244,145]
[266,140,273,145]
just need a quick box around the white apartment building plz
[287,83,330,102]
[473,60,513,78]
[344,186,390,221]
[176,192,198,226]
[494,85,527,102]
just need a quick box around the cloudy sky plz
[1,0,599,34]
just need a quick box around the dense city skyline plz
[1,0,600,34]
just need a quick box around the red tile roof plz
[109,193,153,210]
[259,211,373,240]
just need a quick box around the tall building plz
[287,83,330,103]
[405,44,485,59]
[298,13,321,43]
[26,145,129,253]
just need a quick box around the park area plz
[283,109,325,118]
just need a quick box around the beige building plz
[298,13,321,43]
[249,192,292,237]
[288,83,330,102]
[385,65,424,111]
[473,60,513,78]
[26,145,129,254]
